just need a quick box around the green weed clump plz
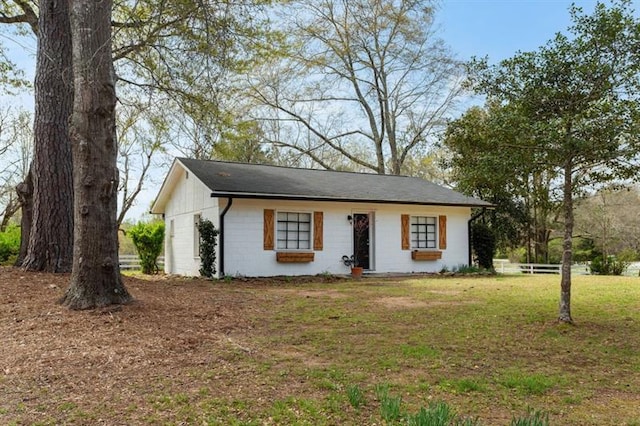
[510,408,549,426]
[404,400,479,426]
[379,393,402,423]
[499,370,558,395]
[346,384,365,408]
[440,377,487,394]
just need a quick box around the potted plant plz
[342,215,369,278]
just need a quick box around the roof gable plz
[150,158,492,212]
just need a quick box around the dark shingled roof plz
[178,158,492,207]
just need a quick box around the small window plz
[277,212,311,250]
[194,214,201,257]
[411,216,436,249]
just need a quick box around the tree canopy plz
[466,0,640,322]
[250,0,463,174]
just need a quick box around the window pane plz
[276,211,312,250]
[410,215,437,250]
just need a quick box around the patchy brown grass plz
[1,267,640,425]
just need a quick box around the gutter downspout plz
[468,208,486,266]
[219,197,233,277]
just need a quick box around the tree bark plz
[14,168,33,266]
[60,0,132,309]
[558,160,574,323]
[21,0,74,273]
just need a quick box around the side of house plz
[160,165,220,276]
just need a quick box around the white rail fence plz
[119,254,164,271]
[494,259,640,277]
[118,254,640,276]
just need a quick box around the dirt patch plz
[376,296,476,309]
[426,290,463,296]
[377,296,432,309]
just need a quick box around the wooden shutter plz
[263,209,274,250]
[438,215,447,250]
[401,214,410,250]
[313,211,323,251]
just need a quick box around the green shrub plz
[452,264,483,274]
[128,221,165,274]
[589,255,629,276]
[197,218,219,278]
[0,224,21,265]
[471,222,496,270]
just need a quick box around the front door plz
[353,213,370,270]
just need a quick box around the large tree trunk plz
[60,0,132,309]
[558,160,574,323]
[21,0,74,272]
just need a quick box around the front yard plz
[1,268,639,425]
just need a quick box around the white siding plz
[163,168,219,276]
[221,199,472,277]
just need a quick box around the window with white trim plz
[411,216,437,249]
[277,212,311,250]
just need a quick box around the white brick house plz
[150,158,492,277]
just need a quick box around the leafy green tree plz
[442,104,561,262]
[468,0,640,323]
[128,221,165,274]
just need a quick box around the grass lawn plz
[1,269,639,425]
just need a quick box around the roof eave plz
[210,191,494,208]
[150,158,186,214]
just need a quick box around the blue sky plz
[438,0,602,62]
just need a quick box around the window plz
[411,216,436,249]
[277,212,311,250]
[194,214,201,257]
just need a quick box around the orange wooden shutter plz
[401,214,410,250]
[264,209,274,250]
[313,211,323,251]
[438,215,447,250]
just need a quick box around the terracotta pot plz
[351,266,364,278]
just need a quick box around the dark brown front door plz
[353,213,370,269]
